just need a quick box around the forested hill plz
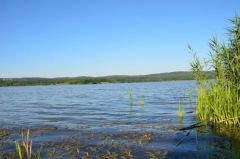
[0,71,214,87]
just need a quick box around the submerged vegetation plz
[1,128,168,159]
[191,16,240,127]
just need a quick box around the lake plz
[0,81,239,158]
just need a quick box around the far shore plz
[0,71,214,87]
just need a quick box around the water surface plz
[0,81,239,158]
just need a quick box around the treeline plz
[0,71,215,87]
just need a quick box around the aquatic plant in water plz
[15,129,42,159]
[188,89,193,106]
[190,16,240,127]
[128,89,133,106]
[15,129,32,159]
[128,89,133,111]
[178,103,184,118]
[15,141,23,159]
[139,96,144,108]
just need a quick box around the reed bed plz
[190,16,240,127]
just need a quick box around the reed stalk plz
[178,103,184,118]
[139,96,144,108]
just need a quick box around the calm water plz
[0,81,197,129]
[0,81,239,158]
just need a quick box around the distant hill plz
[0,71,215,87]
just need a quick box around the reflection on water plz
[0,81,239,158]
[178,116,184,127]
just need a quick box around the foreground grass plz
[191,16,240,127]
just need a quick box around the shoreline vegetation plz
[191,16,240,127]
[0,71,214,87]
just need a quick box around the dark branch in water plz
[176,122,205,147]
[178,122,204,131]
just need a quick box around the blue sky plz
[0,0,239,78]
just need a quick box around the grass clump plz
[15,129,42,159]
[15,129,32,159]
[190,16,240,127]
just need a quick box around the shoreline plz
[0,79,199,88]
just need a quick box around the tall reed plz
[190,16,240,127]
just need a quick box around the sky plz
[0,0,239,78]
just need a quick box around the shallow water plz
[0,81,239,158]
